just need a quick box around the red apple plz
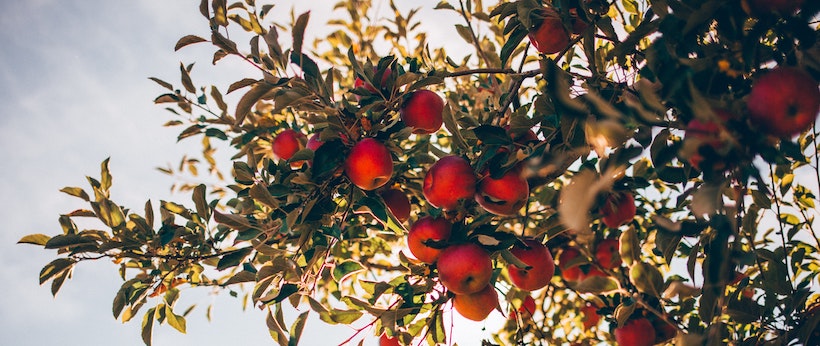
[600,191,636,229]
[581,304,601,330]
[272,129,306,163]
[581,266,607,280]
[652,318,678,344]
[594,238,621,270]
[423,155,477,210]
[400,89,444,134]
[614,317,656,346]
[509,295,537,320]
[407,216,451,264]
[306,133,324,151]
[569,8,589,35]
[380,187,411,223]
[344,138,393,191]
[558,247,585,283]
[452,284,499,321]
[747,67,820,137]
[507,239,555,291]
[437,243,493,295]
[475,167,530,216]
[378,333,401,346]
[527,7,571,55]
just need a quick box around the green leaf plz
[291,11,310,55]
[39,258,75,285]
[217,247,253,271]
[142,307,156,346]
[51,268,71,296]
[250,182,280,209]
[473,125,513,145]
[629,261,664,297]
[619,228,639,267]
[18,233,51,246]
[332,260,365,283]
[311,139,346,180]
[174,34,207,51]
[148,77,173,91]
[501,25,527,67]
[192,184,208,218]
[165,305,187,334]
[44,234,97,249]
[235,81,276,125]
[100,158,112,194]
[290,52,320,81]
[288,311,309,346]
[266,306,289,345]
[59,187,89,201]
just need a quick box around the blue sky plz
[0,1,505,345]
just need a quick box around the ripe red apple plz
[344,138,393,191]
[378,333,401,346]
[423,155,477,210]
[600,191,636,229]
[558,247,585,283]
[594,238,621,270]
[475,167,530,216]
[507,239,554,291]
[380,187,411,223]
[407,216,451,264]
[400,89,444,134]
[580,304,601,330]
[747,67,820,137]
[437,243,493,295]
[509,295,537,320]
[272,129,306,163]
[527,7,570,55]
[614,317,656,346]
[452,284,499,321]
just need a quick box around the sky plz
[0,1,506,345]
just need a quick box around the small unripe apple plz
[407,216,451,264]
[594,238,621,270]
[378,333,401,346]
[423,155,477,210]
[380,187,411,223]
[558,247,585,283]
[527,7,570,55]
[747,67,820,137]
[437,243,493,295]
[475,167,530,216]
[344,138,393,191]
[272,129,306,163]
[507,239,555,291]
[600,191,636,229]
[614,317,656,346]
[452,284,499,321]
[400,89,444,134]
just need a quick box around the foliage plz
[19,0,820,345]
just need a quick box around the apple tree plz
[20,0,820,345]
